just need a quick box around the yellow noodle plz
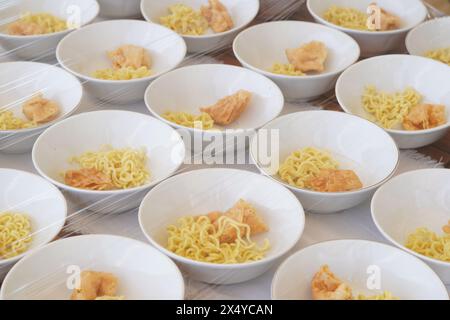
[278,147,339,189]
[0,212,32,259]
[167,215,270,264]
[92,66,152,80]
[362,85,422,129]
[405,227,450,262]
[425,47,450,66]
[8,12,67,35]
[355,291,398,300]
[270,63,305,76]
[0,110,36,130]
[323,6,368,30]
[163,111,214,129]
[70,145,150,190]
[160,4,208,36]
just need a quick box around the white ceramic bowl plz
[141,0,259,53]
[250,110,399,214]
[97,0,141,18]
[0,169,67,279]
[0,61,83,154]
[145,63,284,153]
[336,54,450,149]
[372,169,450,285]
[272,239,449,300]
[406,17,450,64]
[0,0,99,60]
[139,168,305,285]
[233,21,360,101]
[307,0,427,57]
[32,110,185,214]
[56,19,186,104]
[0,234,185,300]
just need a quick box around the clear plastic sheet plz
[0,0,449,300]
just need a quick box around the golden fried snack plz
[443,221,450,234]
[311,265,353,300]
[286,41,328,73]
[200,90,252,126]
[201,0,234,33]
[8,21,45,35]
[64,168,115,191]
[22,94,60,124]
[108,45,151,70]
[71,271,118,300]
[403,104,446,131]
[307,169,363,192]
[373,4,401,31]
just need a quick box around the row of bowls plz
[0,167,449,299]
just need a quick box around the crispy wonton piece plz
[200,90,252,126]
[311,265,353,300]
[307,169,363,192]
[65,168,115,191]
[7,21,45,35]
[402,104,446,131]
[201,0,234,33]
[108,45,151,70]
[286,41,328,73]
[22,94,60,124]
[443,221,450,235]
[71,271,118,300]
[371,3,401,31]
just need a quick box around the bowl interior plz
[0,0,99,35]
[337,55,450,131]
[0,62,82,130]
[372,169,450,263]
[0,169,66,264]
[234,21,360,75]
[141,0,259,36]
[308,0,427,32]
[1,235,184,299]
[33,111,185,188]
[57,20,186,79]
[140,169,304,263]
[252,111,398,189]
[407,17,450,56]
[146,64,284,130]
[272,240,448,300]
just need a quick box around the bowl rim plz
[0,0,100,40]
[306,0,428,36]
[0,61,83,134]
[270,238,450,300]
[371,168,450,268]
[0,168,68,266]
[144,63,285,134]
[140,0,260,40]
[55,19,187,84]
[249,110,400,197]
[0,233,186,300]
[232,20,361,80]
[406,16,450,56]
[31,109,185,196]
[336,54,450,135]
[138,167,306,269]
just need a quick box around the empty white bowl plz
[336,54,450,149]
[0,169,67,279]
[97,0,141,18]
[406,17,450,64]
[56,19,186,104]
[0,61,83,154]
[250,110,399,214]
[141,0,259,53]
[139,168,305,285]
[272,239,449,300]
[32,110,185,214]
[0,0,99,60]
[233,21,360,101]
[145,63,284,153]
[307,0,427,57]
[372,169,450,284]
[0,234,185,300]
